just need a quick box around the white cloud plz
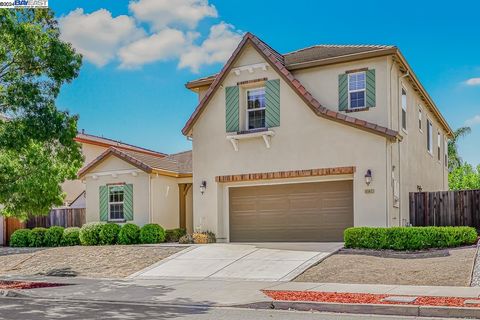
[129,0,217,31]
[465,115,480,127]
[179,22,243,73]
[59,8,145,67]
[466,78,480,86]
[118,29,188,69]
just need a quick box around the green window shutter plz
[338,73,348,111]
[99,185,108,221]
[123,184,134,221]
[265,79,280,128]
[225,86,239,132]
[366,69,376,108]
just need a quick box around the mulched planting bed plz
[0,280,69,290]
[263,290,480,308]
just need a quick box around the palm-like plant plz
[448,126,471,170]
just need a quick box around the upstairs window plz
[418,107,423,131]
[246,87,266,130]
[444,139,448,168]
[437,131,441,161]
[109,185,124,221]
[348,72,366,109]
[427,119,433,154]
[401,88,407,130]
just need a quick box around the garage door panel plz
[229,181,353,242]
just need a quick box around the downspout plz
[398,69,410,226]
[149,175,153,223]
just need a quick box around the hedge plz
[79,222,104,246]
[29,227,47,247]
[62,227,81,246]
[10,229,32,247]
[165,228,186,242]
[140,224,165,244]
[99,223,121,245]
[118,223,140,245]
[344,226,478,251]
[44,226,65,247]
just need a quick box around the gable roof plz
[182,33,400,141]
[78,147,192,178]
[75,132,168,157]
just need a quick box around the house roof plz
[75,132,168,157]
[78,147,192,178]
[183,37,452,137]
[182,32,400,141]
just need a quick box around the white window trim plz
[245,87,266,131]
[347,71,367,110]
[427,119,433,156]
[401,86,408,133]
[437,131,442,162]
[444,138,448,168]
[108,185,125,222]
[418,105,423,133]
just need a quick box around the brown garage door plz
[229,180,353,242]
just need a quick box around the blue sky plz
[50,0,480,164]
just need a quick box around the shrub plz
[62,227,81,246]
[192,233,208,244]
[140,224,166,244]
[202,231,216,243]
[344,226,478,251]
[9,229,32,247]
[99,223,121,245]
[29,227,47,247]
[44,226,65,247]
[179,234,194,244]
[79,222,104,246]
[165,228,187,242]
[118,223,140,245]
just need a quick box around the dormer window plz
[348,72,366,109]
[246,87,266,130]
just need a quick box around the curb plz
[0,290,29,298]
[239,300,480,319]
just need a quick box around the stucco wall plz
[190,44,389,241]
[151,174,181,230]
[387,57,449,225]
[84,156,151,226]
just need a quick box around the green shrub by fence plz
[344,226,478,251]
[9,229,32,247]
[44,226,65,247]
[29,227,47,247]
[62,227,81,246]
[79,222,104,246]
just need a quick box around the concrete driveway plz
[130,243,342,281]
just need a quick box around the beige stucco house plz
[182,33,452,242]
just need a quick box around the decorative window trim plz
[231,63,268,76]
[237,77,268,86]
[226,130,275,151]
[444,138,448,168]
[347,71,366,110]
[418,105,423,133]
[437,131,442,162]
[345,107,370,113]
[401,86,408,132]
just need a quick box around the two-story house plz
[183,33,452,242]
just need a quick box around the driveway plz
[130,243,342,281]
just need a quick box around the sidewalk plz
[2,276,480,318]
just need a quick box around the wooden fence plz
[409,190,480,228]
[26,208,86,229]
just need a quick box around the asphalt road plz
[0,297,461,320]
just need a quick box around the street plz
[0,297,464,320]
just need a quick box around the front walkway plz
[130,243,343,281]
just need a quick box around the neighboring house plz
[62,132,169,205]
[78,148,193,233]
[182,33,452,242]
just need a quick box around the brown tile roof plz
[78,147,192,178]
[75,132,168,157]
[283,44,395,66]
[182,33,400,141]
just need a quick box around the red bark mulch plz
[0,280,68,290]
[263,290,480,308]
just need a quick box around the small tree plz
[449,163,480,190]
[448,126,471,170]
[0,9,83,219]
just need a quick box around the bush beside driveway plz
[0,245,186,279]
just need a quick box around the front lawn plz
[0,245,185,278]
[295,246,477,286]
